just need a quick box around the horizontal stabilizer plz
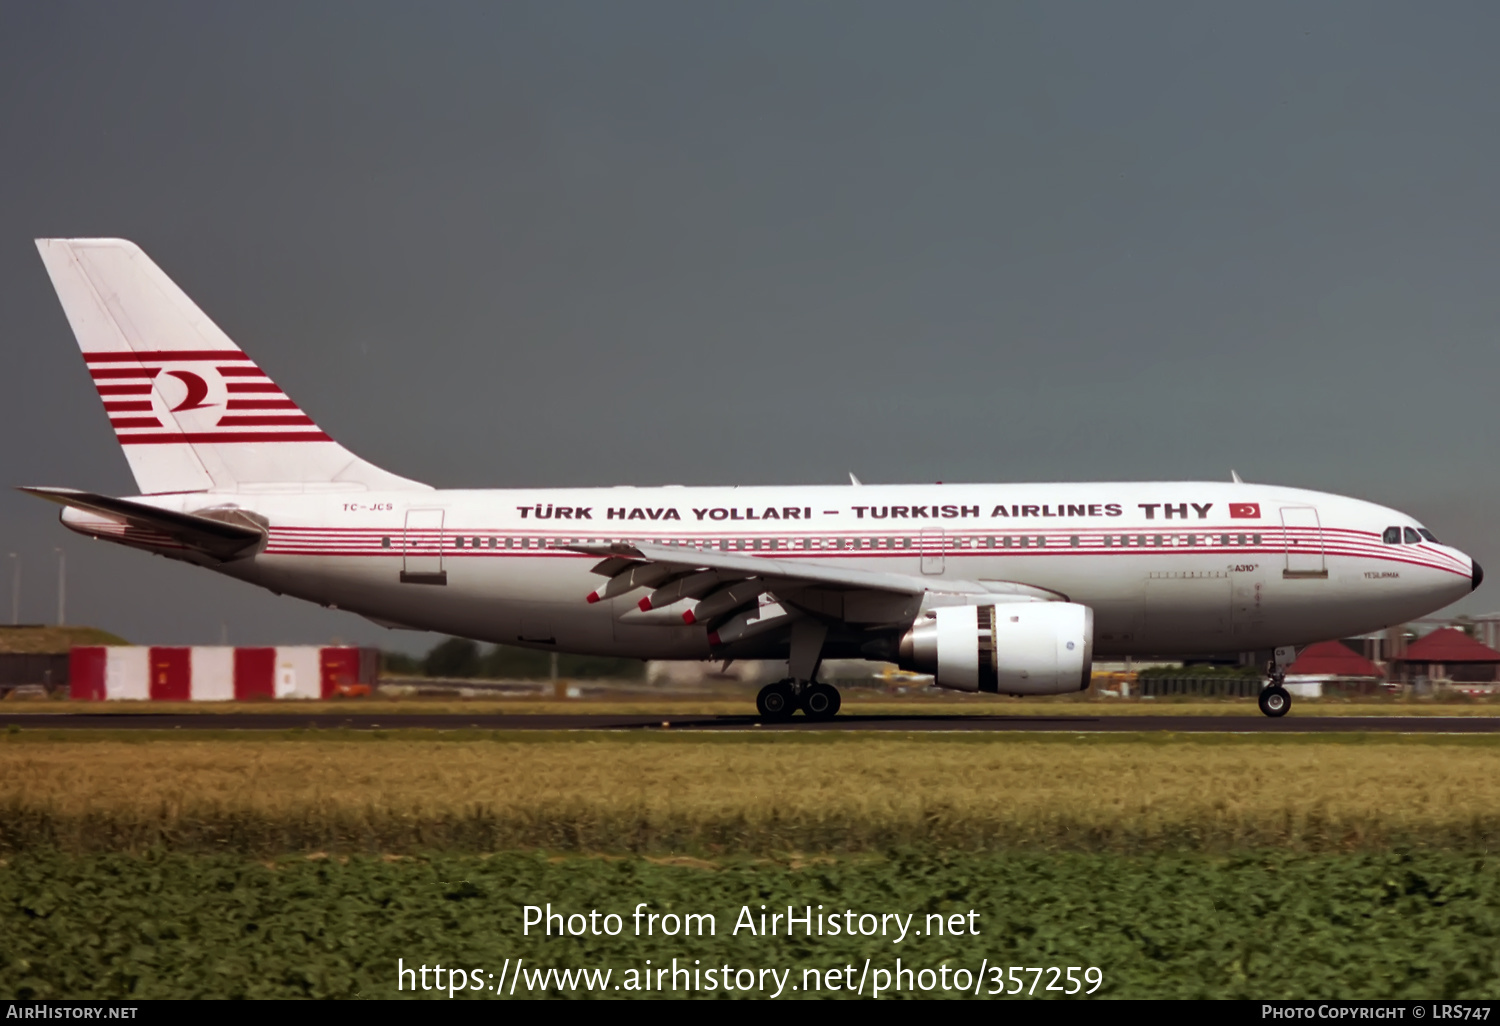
[19,486,267,561]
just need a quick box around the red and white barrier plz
[68,646,377,701]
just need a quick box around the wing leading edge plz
[565,539,1066,646]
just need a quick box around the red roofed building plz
[1285,640,1385,695]
[1389,628,1500,683]
[1287,641,1384,678]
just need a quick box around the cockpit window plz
[1382,527,1401,544]
[1404,527,1421,544]
[1418,528,1439,543]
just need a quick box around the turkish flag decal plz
[1229,503,1261,519]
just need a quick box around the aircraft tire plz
[756,680,797,721]
[801,682,841,721]
[1258,685,1291,718]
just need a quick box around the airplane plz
[23,238,1482,719]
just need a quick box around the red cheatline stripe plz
[226,399,298,410]
[103,401,153,412]
[97,384,154,395]
[83,350,253,363]
[226,383,283,393]
[217,366,268,376]
[89,367,157,379]
[109,417,164,429]
[116,431,332,445]
[216,414,317,427]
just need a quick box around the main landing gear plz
[755,679,842,722]
[753,618,840,722]
[1258,661,1291,718]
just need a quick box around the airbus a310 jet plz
[23,239,1482,718]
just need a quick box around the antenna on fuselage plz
[1231,470,1244,484]
[849,472,863,486]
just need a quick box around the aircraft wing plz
[563,540,1064,636]
[19,486,268,561]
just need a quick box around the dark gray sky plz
[4,2,1499,650]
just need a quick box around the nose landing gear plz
[1258,660,1292,718]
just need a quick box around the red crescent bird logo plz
[1229,503,1261,519]
[164,370,213,412]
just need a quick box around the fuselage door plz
[401,508,448,585]
[921,528,945,575]
[1280,506,1327,578]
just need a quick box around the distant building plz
[1388,628,1500,684]
[1283,640,1385,697]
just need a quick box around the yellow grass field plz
[3,733,1499,854]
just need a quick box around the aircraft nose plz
[1474,560,1485,592]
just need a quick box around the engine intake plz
[897,602,1094,695]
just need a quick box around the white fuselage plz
[91,480,1476,663]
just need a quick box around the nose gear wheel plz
[1258,685,1291,717]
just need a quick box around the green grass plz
[0,625,128,654]
[4,850,1498,999]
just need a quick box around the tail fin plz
[35,238,428,495]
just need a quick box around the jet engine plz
[896,602,1094,694]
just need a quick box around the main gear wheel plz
[801,682,842,721]
[756,680,797,721]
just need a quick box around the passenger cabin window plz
[1404,527,1421,544]
[1383,527,1401,545]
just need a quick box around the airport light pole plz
[54,548,65,626]
[7,553,17,626]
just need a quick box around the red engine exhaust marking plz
[708,631,721,646]
[682,610,697,625]
[586,592,600,604]
[638,597,653,611]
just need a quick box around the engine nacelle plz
[897,602,1094,695]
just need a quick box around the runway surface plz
[2,712,1499,733]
